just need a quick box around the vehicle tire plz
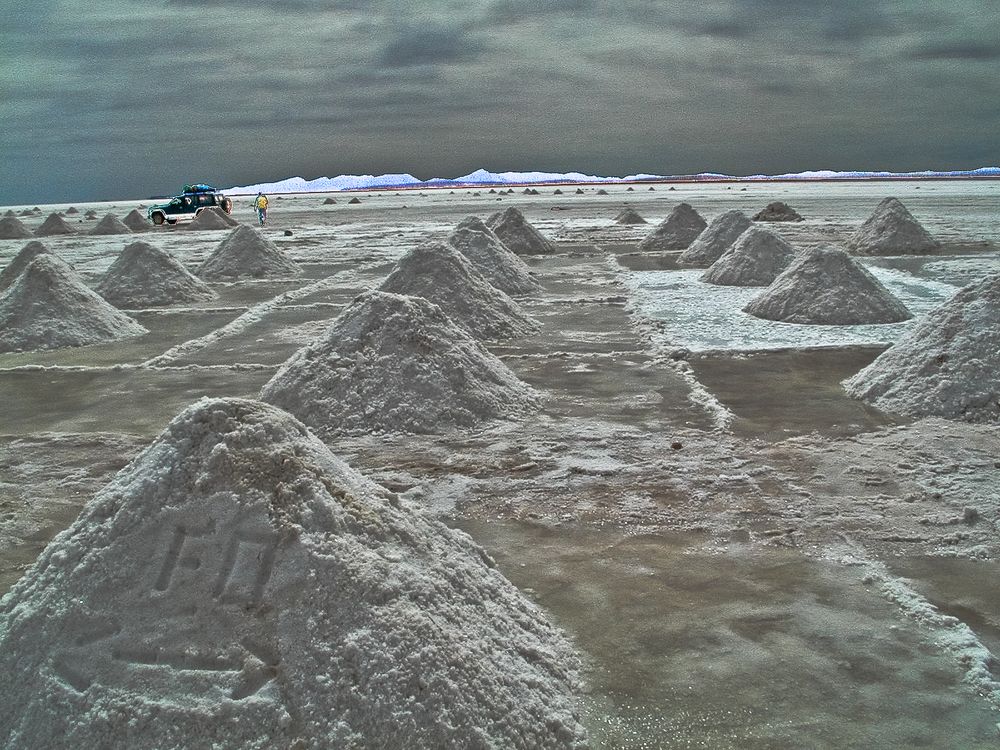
[151,212,165,226]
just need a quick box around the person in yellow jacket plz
[253,192,269,226]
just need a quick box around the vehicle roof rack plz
[182,184,217,194]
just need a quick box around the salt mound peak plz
[65,207,79,215]
[847,197,940,255]
[0,216,33,240]
[614,207,647,225]
[0,255,147,352]
[3,210,15,217]
[0,397,585,749]
[486,207,555,255]
[447,216,541,296]
[678,209,752,266]
[379,240,537,340]
[97,241,216,308]
[701,226,795,286]
[122,208,150,232]
[197,225,300,280]
[0,240,55,292]
[35,213,77,236]
[90,213,133,235]
[743,246,911,325]
[323,197,337,205]
[637,203,707,252]
[753,201,803,222]
[844,273,1000,422]
[187,207,238,231]
[262,292,540,435]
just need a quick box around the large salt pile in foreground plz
[121,209,150,232]
[90,214,133,236]
[614,207,647,225]
[678,209,752,266]
[197,225,300,280]
[262,292,540,435]
[0,216,33,239]
[753,202,803,222]
[379,240,537,340]
[702,226,795,286]
[0,256,147,352]
[844,273,1000,422]
[0,241,53,292]
[34,213,76,236]
[486,207,555,255]
[637,203,707,252]
[0,397,586,749]
[97,241,216,308]
[847,197,940,255]
[447,216,541,296]
[743,247,911,325]
[187,207,238,231]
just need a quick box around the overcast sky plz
[2,0,998,203]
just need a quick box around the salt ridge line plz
[602,255,736,432]
[141,273,348,367]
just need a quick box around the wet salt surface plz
[460,520,1000,750]
[625,265,959,352]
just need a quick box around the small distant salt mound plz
[553,189,563,195]
[84,210,98,219]
[90,213,133,235]
[65,207,79,215]
[379,240,537,340]
[575,188,584,194]
[0,216,33,239]
[3,210,15,218]
[447,216,541,296]
[678,209,752,266]
[743,247,911,325]
[596,189,608,195]
[847,197,940,255]
[843,273,1000,422]
[187,207,237,231]
[34,213,77,236]
[522,188,533,195]
[753,201,803,222]
[348,196,361,204]
[122,208,150,232]
[614,208,647,225]
[637,203,707,252]
[197,225,300,280]
[0,241,54,291]
[486,206,555,255]
[0,255,147,352]
[323,197,337,205]
[18,209,33,217]
[262,292,540,435]
[97,241,216,308]
[701,226,795,286]
[0,397,586,749]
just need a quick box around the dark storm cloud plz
[1,0,998,203]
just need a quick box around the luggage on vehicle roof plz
[182,184,217,194]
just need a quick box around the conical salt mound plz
[323,197,337,205]
[122,208,150,232]
[97,241,216,308]
[0,216,33,239]
[678,209,752,266]
[743,247,911,325]
[65,207,79,215]
[262,292,540,435]
[0,397,586,749]
[3,210,15,218]
[753,202,803,222]
[0,241,55,292]
[378,241,537,340]
[847,197,940,255]
[197,225,300,280]
[447,216,541,296]
[844,273,1000,422]
[637,203,707,252]
[0,256,147,352]
[486,207,555,255]
[701,226,795,286]
[34,213,77,236]
[90,213,133,236]
[187,207,238,231]
[614,207,647,225]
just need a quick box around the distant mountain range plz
[226,166,1000,195]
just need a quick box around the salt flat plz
[1,180,999,747]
